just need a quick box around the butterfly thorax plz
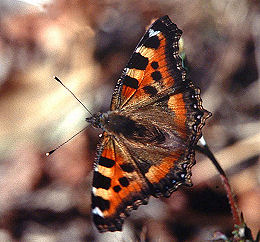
[86,111,140,134]
[86,112,110,130]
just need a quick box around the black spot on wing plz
[127,53,148,70]
[151,71,162,81]
[113,185,121,193]
[143,85,158,96]
[138,160,152,174]
[118,177,129,187]
[143,35,160,49]
[151,61,159,69]
[93,171,111,190]
[123,75,138,89]
[120,163,135,173]
[92,195,110,211]
[99,156,115,168]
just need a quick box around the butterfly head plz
[86,112,109,130]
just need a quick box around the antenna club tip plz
[46,149,55,156]
[53,76,61,83]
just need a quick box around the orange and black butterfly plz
[86,15,211,232]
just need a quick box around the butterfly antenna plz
[46,126,88,156]
[53,76,92,116]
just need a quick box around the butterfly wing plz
[92,133,150,232]
[110,15,185,111]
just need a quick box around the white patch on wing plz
[135,46,142,53]
[92,187,97,195]
[92,207,104,217]
[124,68,130,74]
[148,28,160,37]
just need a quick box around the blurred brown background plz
[0,0,259,241]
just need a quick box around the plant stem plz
[195,138,241,226]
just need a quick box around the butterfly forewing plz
[92,133,150,232]
[110,16,184,111]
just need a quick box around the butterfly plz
[86,15,211,232]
